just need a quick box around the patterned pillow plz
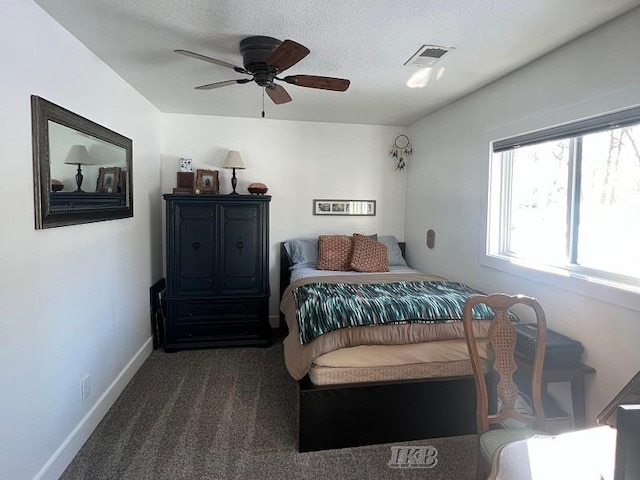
[350,234,389,272]
[317,235,353,271]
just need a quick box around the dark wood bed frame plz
[279,242,491,452]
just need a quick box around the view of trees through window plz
[579,126,640,278]
[509,140,569,264]
[495,123,640,284]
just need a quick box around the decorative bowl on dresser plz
[163,194,272,351]
[248,182,269,195]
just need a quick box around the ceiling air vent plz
[404,45,452,67]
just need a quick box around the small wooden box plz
[176,172,194,191]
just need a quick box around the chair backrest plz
[463,293,547,434]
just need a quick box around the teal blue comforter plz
[293,281,495,345]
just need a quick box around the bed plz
[279,235,496,452]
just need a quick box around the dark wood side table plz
[516,359,596,428]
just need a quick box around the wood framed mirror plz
[31,96,133,229]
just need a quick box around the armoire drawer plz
[172,321,262,342]
[171,299,261,324]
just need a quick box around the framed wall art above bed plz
[313,199,376,216]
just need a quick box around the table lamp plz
[222,150,246,195]
[64,145,96,192]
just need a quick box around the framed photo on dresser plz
[196,169,219,194]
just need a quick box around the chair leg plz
[476,454,490,480]
[476,437,491,480]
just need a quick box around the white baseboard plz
[34,337,154,480]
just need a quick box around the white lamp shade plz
[222,150,246,170]
[64,145,95,165]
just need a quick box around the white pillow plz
[377,235,408,266]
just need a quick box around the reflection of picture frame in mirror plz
[96,167,121,193]
[597,370,640,428]
[196,169,219,194]
[118,168,127,193]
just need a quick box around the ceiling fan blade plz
[195,79,252,90]
[265,84,292,104]
[175,49,247,74]
[267,40,310,72]
[282,75,350,91]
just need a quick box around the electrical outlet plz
[81,375,91,402]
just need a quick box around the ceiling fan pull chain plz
[262,88,266,118]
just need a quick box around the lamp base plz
[74,164,85,192]
[229,168,238,194]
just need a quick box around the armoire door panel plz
[220,205,263,294]
[176,205,217,294]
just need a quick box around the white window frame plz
[482,106,640,312]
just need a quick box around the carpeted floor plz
[61,342,476,479]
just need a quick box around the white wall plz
[7,1,635,477]
[161,114,407,323]
[0,1,163,479]
[406,8,640,423]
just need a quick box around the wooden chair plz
[462,294,548,480]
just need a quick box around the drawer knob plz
[192,241,201,250]
[236,241,244,250]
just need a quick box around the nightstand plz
[516,358,596,428]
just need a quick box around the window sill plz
[481,253,640,312]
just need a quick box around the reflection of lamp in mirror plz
[64,145,96,192]
[222,150,246,195]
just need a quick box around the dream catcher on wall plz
[389,134,413,171]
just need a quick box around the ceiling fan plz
[175,36,350,105]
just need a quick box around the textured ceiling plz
[33,0,640,126]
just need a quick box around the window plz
[487,106,640,292]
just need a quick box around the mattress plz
[309,338,489,385]
[281,271,492,380]
[290,265,421,283]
